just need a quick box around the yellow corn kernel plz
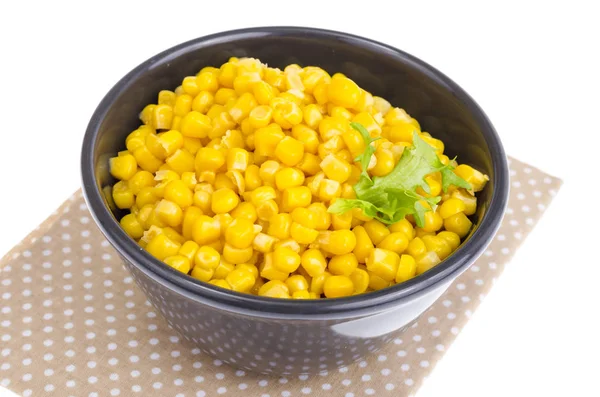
[248,105,273,129]
[274,136,305,167]
[386,122,418,143]
[289,222,318,244]
[347,269,368,296]
[300,249,327,277]
[377,232,409,255]
[384,107,415,126]
[182,76,201,96]
[328,253,359,277]
[275,167,305,190]
[228,92,257,123]
[195,147,225,172]
[284,275,308,294]
[152,104,173,130]
[250,185,276,206]
[306,203,330,231]
[251,80,276,105]
[253,232,278,253]
[174,94,193,117]
[208,279,231,290]
[354,89,375,113]
[395,254,417,283]
[133,145,162,173]
[437,231,461,251]
[244,164,262,191]
[352,112,381,136]
[294,153,319,176]
[146,234,181,261]
[192,190,211,214]
[140,104,156,127]
[366,248,400,282]
[225,218,257,249]
[292,290,310,299]
[327,76,361,108]
[454,164,489,192]
[415,228,434,239]
[145,133,168,160]
[214,88,237,106]
[271,98,303,129]
[196,71,219,93]
[154,169,180,184]
[407,237,426,258]
[120,213,144,239]
[256,200,279,221]
[288,208,316,229]
[236,263,259,279]
[164,180,193,209]
[230,201,257,223]
[213,172,236,191]
[316,230,356,256]
[312,82,328,105]
[323,275,354,298]
[416,251,442,275]
[310,271,331,296]
[180,111,212,138]
[272,246,301,273]
[281,186,312,211]
[302,104,324,129]
[109,154,137,181]
[191,266,214,282]
[154,199,183,227]
[233,73,261,95]
[371,96,391,115]
[223,243,253,264]
[225,268,255,293]
[318,135,346,159]
[258,280,290,298]
[254,124,285,157]
[164,255,191,274]
[320,154,352,183]
[162,227,185,245]
[191,90,214,114]
[112,181,134,209]
[421,135,444,153]
[439,198,466,219]
[389,219,414,240]
[328,105,352,120]
[443,212,472,238]
[352,225,374,264]
[291,124,319,154]
[422,211,443,233]
[331,210,352,230]
[451,189,477,216]
[164,149,195,174]
[227,169,246,194]
[158,90,176,107]
[209,111,236,139]
[259,252,289,281]
[257,160,280,186]
[317,116,345,141]
[214,213,233,235]
[317,179,341,201]
[370,148,395,177]
[125,127,151,152]
[218,62,237,88]
[178,240,199,263]
[422,235,452,260]
[135,187,158,209]
[206,104,225,119]
[181,171,197,190]
[363,219,391,245]
[191,215,220,245]
[213,259,236,279]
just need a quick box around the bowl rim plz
[81,25,509,316]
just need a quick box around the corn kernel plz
[328,253,358,276]
[120,213,144,239]
[225,218,257,249]
[316,230,356,256]
[258,160,281,186]
[275,167,305,190]
[443,212,472,238]
[133,145,162,173]
[310,271,331,296]
[323,275,354,298]
[180,111,212,138]
[164,180,193,209]
[109,154,137,181]
[258,280,290,298]
[363,219,390,245]
[395,254,417,283]
[301,248,327,277]
[320,154,352,183]
[407,237,427,258]
[327,76,361,108]
[281,186,312,211]
[226,268,255,293]
[213,259,236,279]
[317,179,341,201]
[256,200,279,221]
[253,232,278,253]
[112,181,134,209]
[191,266,214,282]
[366,248,400,282]
[195,147,225,172]
[260,253,289,281]
[289,222,319,244]
[164,255,191,274]
[437,231,461,251]
[191,215,220,245]
[416,251,441,275]
[146,234,181,261]
[154,199,183,227]
[196,71,219,93]
[452,189,477,216]
[254,124,285,157]
[377,232,409,254]
[350,268,369,294]
[274,136,305,167]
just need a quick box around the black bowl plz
[81,26,509,375]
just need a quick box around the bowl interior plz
[84,27,507,314]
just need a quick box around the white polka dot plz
[174,378,183,386]
[44,353,54,361]
[217,387,227,394]
[342,379,352,386]
[322,383,332,390]
[195,376,204,383]
[66,365,75,372]
[150,353,160,360]
[109,358,118,366]
[404,379,414,386]
[132,385,141,392]
[412,335,422,342]
[216,373,225,380]
[130,355,139,363]
[397,350,406,357]
[110,389,120,396]
[282,391,291,397]
[361,374,371,381]
[130,370,140,377]
[401,363,410,371]
[23,390,32,397]
[153,382,162,389]
[88,376,97,384]
[365,389,375,395]
[442,299,452,307]
[385,383,395,391]
[258,380,268,387]
[44,384,55,392]
[66,380,76,387]
[239,383,248,390]
[152,367,161,375]
[420,360,430,368]
[345,393,354,397]
[451,326,460,335]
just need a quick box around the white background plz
[1,1,599,396]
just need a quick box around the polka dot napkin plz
[0,157,561,397]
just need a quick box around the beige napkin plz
[0,157,562,397]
